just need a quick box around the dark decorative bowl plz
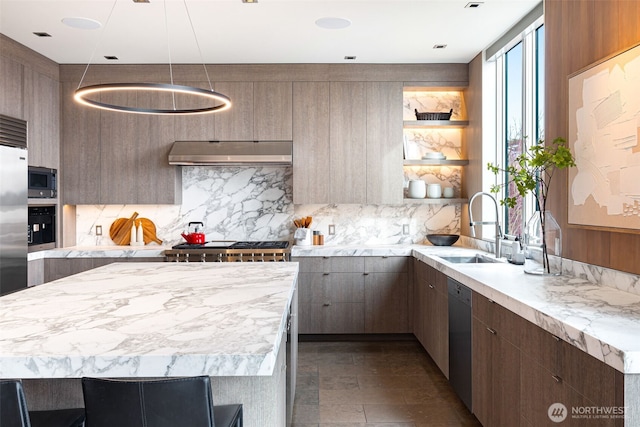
[426,234,460,246]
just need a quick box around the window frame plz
[483,17,545,241]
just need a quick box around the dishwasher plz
[448,278,472,411]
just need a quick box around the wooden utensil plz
[138,218,163,244]
[109,212,139,245]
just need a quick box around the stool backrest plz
[0,380,31,427]
[81,376,215,427]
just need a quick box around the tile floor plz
[292,339,482,427]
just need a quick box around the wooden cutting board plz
[109,214,163,245]
[109,212,139,245]
[138,218,163,245]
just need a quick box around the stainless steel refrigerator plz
[0,115,28,296]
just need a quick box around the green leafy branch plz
[487,137,576,214]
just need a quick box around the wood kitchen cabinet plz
[292,82,330,204]
[213,82,254,141]
[0,40,60,170]
[42,257,162,284]
[472,293,624,427]
[295,256,411,334]
[62,83,180,205]
[472,293,522,427]
[519,313,624,427]
[0,56,23,117]
[296,256,365,334]
[364,256,410,333]
[61,81,102,205]
[330,82,367,204]
[293,81,403,204]
[254,81,292,141]
[173,80,216,141]
[24,69,60,169]
[413,260,449,377]
[366,82,403,204]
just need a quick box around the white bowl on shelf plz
[422,152,446,160]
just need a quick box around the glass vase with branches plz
[488,137,575,274]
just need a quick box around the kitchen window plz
[484,10,544,239]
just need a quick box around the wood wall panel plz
[545,0,640,274]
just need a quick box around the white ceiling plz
[0,0,540,65]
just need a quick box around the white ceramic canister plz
[408,180,427,198]
[427,183,442,198]
[443,186,455,198]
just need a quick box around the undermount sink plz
[437,254,500,264]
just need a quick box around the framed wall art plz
[568,42,640,230]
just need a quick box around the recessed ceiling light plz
[433,44,447,49]
[465,2,483,8]
[33,32,51,37]
[62,17,102,30]
[242,0,258,3]
[104,56,119,60]
[315,17,351,30]
[344,56,356,60]
[132,0,150,3]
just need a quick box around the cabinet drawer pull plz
[323,302,331,307]
[552,374,563,383]
[382,256,389,259]
[323,273,330,276]
[486,327,497,335]
[488,299,495,304]
[553,335,561,342]
[428,284,435,289]
[363,272,369,276]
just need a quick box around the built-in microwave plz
[28,166,57,198]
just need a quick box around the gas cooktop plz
[171,241,290,250]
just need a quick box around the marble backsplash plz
[76,166,461,247]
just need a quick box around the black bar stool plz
[0,379,85,427]
[81,376,242,427]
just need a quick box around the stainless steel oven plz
[28,205,56,251]
[164,241,291,262]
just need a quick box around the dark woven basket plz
[414,108,453,121]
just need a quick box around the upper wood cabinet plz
[293,81,403,204]
[25,69,60,169]
[0,57,23,118]
[292,82,330,204]
[0,52,60,170]
[330,82,367,204]
[213,82,254,141]
[173,80,215,141]
[61,81,102,205]
[254,81,292,141]
[366,82,403,204]
[61,82,180,205]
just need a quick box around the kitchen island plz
[0,262,299,426]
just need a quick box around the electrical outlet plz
[328,224,336,235]
[95,225,102,236]
[402,224,410,235]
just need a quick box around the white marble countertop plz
[0,262,298,379]
[27,245,169,261]
[294,244,640,375]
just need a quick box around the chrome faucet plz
[468,192,503,258]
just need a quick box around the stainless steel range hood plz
[168,140,292,166]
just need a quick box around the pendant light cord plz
[163,0,177,110]
[77,0,118,90]
[182,0,214,92]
